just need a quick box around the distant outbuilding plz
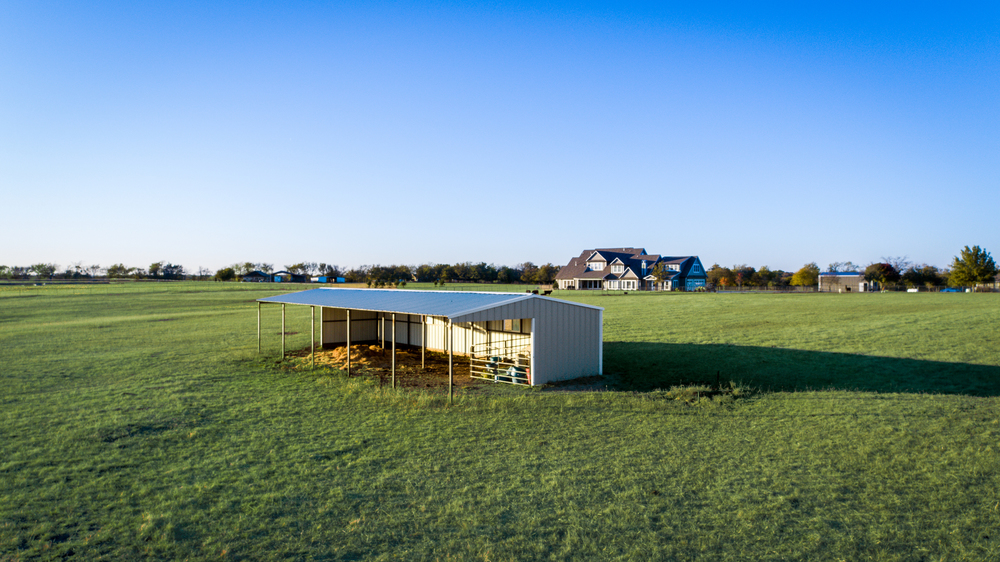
[818,272,868,292]
[240,270,272,283]
[272,271,309,283]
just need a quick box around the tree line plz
[0,262,198,280]
[708,245,997,290]
[9,245,993,290]
[210,261,561,285]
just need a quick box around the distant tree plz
[394,265,414,282]
[902,264,944,288]
[790,263,820,287]
[451,262,470,282]
[864,263,901,291]
[87,264,103,278]
[651,263,672,289]
[751,266,777,288]
[344,266,368,283]
[62,262,85,279]
[161,263,186,279]
[284,263,308,275]
[519,262,538,284]
[828,261,860,273]
[881,256,912,275]
[706,264,734,288]
[148,262,163,278]
[414,264,436,282]
[481,263,499,283]
[214,267,236,282]
[732,265,756,290]
[7,266,27,279]
[106,264,134,278]
[496,266,517,284]
[438,265,454,283]
[0,266,10,279]
[533,263,558,284]
[468,262,485,282]
[949,245,997,288]
[30,263,58,279]
[318,263,343,278]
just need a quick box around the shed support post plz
[381,315,385,350]
[346,309,352,377]
[311,306,315,369]
[421,316,426,369]
[257,302,261,354]
[448,319,453,405]
[391,313,396,389]
[281,304,285,358]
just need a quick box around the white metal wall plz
[454,298,602,385]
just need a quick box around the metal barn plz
[256,288,603,387]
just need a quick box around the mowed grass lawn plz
[1,285,998,561]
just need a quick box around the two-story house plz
[555,247,706,291]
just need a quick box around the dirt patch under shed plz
[286,344,491,390]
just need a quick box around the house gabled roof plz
[654,256,706,279]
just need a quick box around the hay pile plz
[297,344,479,389]
[317,344,409,370]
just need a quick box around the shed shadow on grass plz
[603,342,1000,396]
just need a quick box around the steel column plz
[257,302,261,354]
[448,319,453,405]
[421,316,426,369]
[346,309,352,376]
[391,313,396,389]
[311,306,315,369]
[281,304,285,358]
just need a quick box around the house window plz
[612,264,623,273]
[668,264,680,271]
[692,264,701,273]
[588,262,604,271]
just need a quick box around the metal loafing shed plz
[256,288,603,392]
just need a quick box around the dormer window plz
[588,261,605,271]
[668,264,680,271]
[612,264,624,273]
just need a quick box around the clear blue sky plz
[3,2,997,273]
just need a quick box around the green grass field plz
[1,285,998,560]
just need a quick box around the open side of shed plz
[256,288,603,389]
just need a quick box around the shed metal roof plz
[257,288,599,320]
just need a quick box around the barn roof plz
[257,288,600,320]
